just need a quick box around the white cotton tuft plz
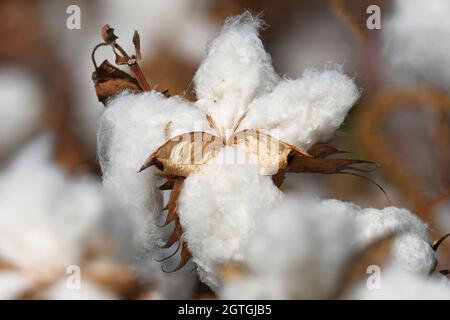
[178,151,282,290]
[98,91,208,250]
[194,12,278,133]
[221,197,438,299]
[354,206,435,274]
[242,68,360,149]
[346,265,450,300]
[0,136,196,299]
[0,136,141,299]
[0,68,43,155]
[383,0,450,90]
[0,136,134,275]
[220,196,356,299]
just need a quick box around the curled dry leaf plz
[92,60,142,105]
[92,25,151,105]
[432,233,450,252]
[139,127,311,178]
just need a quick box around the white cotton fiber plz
[0,68,43,155]
[220,196,356,299]
[220,196,440,299]
[346,265,450,300]
[354,207,435,274]
[241,68,360,149]
[0,136,134,277]
[194,12,278,134]
[383,0,450,90]
[178,150,282,290]
[0,136,141,299]
[0,135,196,299]
[98,91,208,250]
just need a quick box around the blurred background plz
[0,0,449,299]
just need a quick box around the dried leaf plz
[158,179,175,191]
[287,155,374,174]
[162,242,192,273]
[101,24,118,43]
[92,60,142,104]
[432,233,450,251]
[132,30,141,61]
[139,132,224,177]
[163,179,183,226]
[307,143,349,158]
[230,129,311,174]
[161,219,182,249]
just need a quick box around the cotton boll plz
[0,68,42,156]
[0,273,33,300]
[242,68,360,149]
[194,12,278,133]
[98,91,208,250]
[178,150,282,289]
[383,0,450,90]
[221,196,356,299]
[0,136,81,275]
[346,265,450,299]
[0,136,135,281]
[354,207,435,274]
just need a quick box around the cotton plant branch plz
[356,89,450,208]
[330,0,368,42]
[92,25,170,105]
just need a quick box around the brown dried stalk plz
[330,0,368,42]
[356,88,450,207]
[156,178,192,273]
[92,25,154,104]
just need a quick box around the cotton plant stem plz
[111,42,151,92]
[128,62,151,92]
[356,89,450,207]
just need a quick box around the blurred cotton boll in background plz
[220,195,442,299]
[0,68,43,158]
[383,0,450,90]
[0,136,196,299]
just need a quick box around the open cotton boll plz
[0,68,43,156]
[321,201,435,275]
[354,207,435,275]
[383,0,450,89]
[346,265,450,300]
[178,149,282,290]
[98,91,208,250]
[242,68,360,149]
[220,196,356,299]
[194,12,278,133]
